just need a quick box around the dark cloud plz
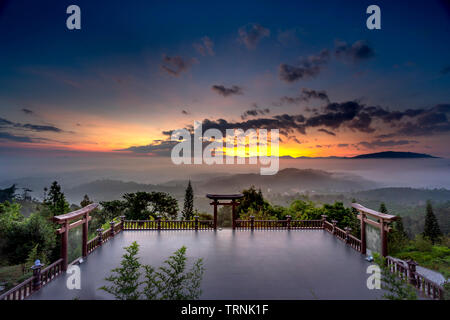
[317,128,335,136]
[241,104,270,120]
[211,85,243,97]
[338,143,349,148]
[0,131,34,143]
[181,110,189,115]
[238,23,270,49]
[275,88,329,106]
[21,108,34,115]
[356,139,418,149]
[118,140,178,156]
[0,116,64,133]
[193,36,214,56]
[334,40,375,61]
[160,54,197,77]
[279,49,330,82]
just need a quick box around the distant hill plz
[352,151,437,159]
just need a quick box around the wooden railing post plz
[31,260,43,292]
[250,216,255,231]
[406,259,418,287]
[97,228,104,246]
[321,215,327,229]
[194,216,199,231]
[120,216,125,230]
[360,213,367,255]
[332,220,337,235]
[109,221,115,237]
[157,216,162,231]
[286,215,291,230]
[61,221,68,271]
[345,227,352,243]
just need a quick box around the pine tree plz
[182,181,194,220]
[43,181,70,217]
[80,194,93,208]
[379,203,387,213]
[423,200,442,244]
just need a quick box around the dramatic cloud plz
[279,49,330,82]
[160,54,197,77]
[334,40,375,61]
[193,36,215,56]
[317,128,335,136]
[238,23,270,49]
[164,101,450,139]
[211,85,243,97]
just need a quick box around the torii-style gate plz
[53,203,99,271]
[352,203,398,257]
[206,194,244,229]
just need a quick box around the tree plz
[237,186,271,217]
[379,203,388,213]
[43,181,70,217]
[423,200,442,244]
[182,181,194,220]
[3,213,56,265]
[100,241,142,300]
[122,192,178,220]
[321,202,358,231]
[373,254,417,300]
[0,185,17,202]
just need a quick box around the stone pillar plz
[213,200,218,230]
[97,228,104,246]
[194,216,199,231]
[406,259,418,287]
[250,216,255,231]
[286,215,292,230]
[157,216,162,231]
[345,227,352,243]
[120,216,126,230]
[321,215,327,229]
[332,220,337,235]
[31,260,44,292]
[109,221,115,237]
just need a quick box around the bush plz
[100,242,205,300]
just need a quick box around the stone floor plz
[30,229,385,300]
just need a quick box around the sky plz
[0,0,450,159]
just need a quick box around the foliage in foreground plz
[100,242,205,300]
[373,254,417,300]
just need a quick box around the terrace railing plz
[123,216,214,231]
[235,217,323,230]
[0,258,64,300]
[386,256,445,300]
